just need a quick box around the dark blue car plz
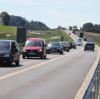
[47,42,63,54]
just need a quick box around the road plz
[0,44,99,99]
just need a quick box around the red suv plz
[22,38,47,59]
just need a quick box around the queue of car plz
[0,38,76,66]
[0,37,95,66]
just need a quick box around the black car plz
[47,42,63,54]
[0,40,20,66]
[84,42,95,51]
[69,41,76,49]
[60,41,70,52]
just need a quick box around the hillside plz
[0,25,72,42]
[0,25,16,34]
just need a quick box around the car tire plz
[40,53,44,59]
[60,51,63,54]
[15,59,19,66]
[44,55,47,59]
[22,55,25,59]
[66,49,69,52]
[40,55,44,59]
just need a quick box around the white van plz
[76,38,83,46]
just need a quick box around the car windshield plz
[61,42,68,46]
[48,43,60,47]
[77,39,82,42]
[0,42,10,50]
[25,41,42,47]
[86,44,93,47]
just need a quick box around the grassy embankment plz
[0,25,72,43]
[84,32,100,47]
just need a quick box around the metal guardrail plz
[83,61,100,99]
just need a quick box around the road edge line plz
[74,47,100,99]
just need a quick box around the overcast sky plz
[0,0,100,28]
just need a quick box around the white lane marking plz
[20,53,63,65]
[0,49,83,81]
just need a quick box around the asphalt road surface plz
[0,46,98,99]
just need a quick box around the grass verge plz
[0,26,72,48]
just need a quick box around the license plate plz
[29,53,35,55]
[51,49,56,51]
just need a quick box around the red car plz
[22,38,47,59]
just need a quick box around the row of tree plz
[82,23,100,33]
[0,12,49,30]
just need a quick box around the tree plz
[0,12,10,25]
[9,15,27,27]
[82,23,94,32]
[27,21,49,30]
[82,23,100,33]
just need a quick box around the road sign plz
[16,28,26,43]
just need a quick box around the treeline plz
[82,23,100,33]
[0,12,49,30]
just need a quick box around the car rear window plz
[0,42,10,50]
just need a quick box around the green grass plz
[0,25,16,34]
[27,29,73,43]
[84,32,100,47]
[0,25,72,43]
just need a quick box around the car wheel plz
[40,55,44,59]
[40,53,44,59]
[15,59,19,66]
[22,55,25,59]
[60,51,63,54]
[44,55,47,59]
[66,49,69,52]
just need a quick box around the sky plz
[0,0,100,28]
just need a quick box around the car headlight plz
[38,49,42,52]
[57,48,61,50]
[3,53,10,57]
[23,49,26,52]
